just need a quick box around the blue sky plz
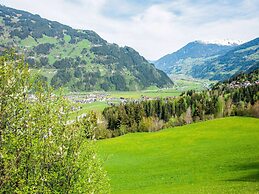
[1,0,259,60]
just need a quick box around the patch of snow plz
[197,39,244,46]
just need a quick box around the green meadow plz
[98,117,259,194]
[69,101,109,119]
[66,88,182,99]
[107,88,182,99]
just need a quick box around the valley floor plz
[68,88,182,119]
[97,117,259,194]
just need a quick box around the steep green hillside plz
[0,5,172,91]
[98,117,259,193]
[192,38,259,80]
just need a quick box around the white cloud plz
[1,0,259,60]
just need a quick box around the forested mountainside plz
[0,5,172,91]
[155,38,259,81]
[191,38,259,80]
[154,40,236,75]
[213,69,259,90]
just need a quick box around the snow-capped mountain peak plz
[197,39,244,46]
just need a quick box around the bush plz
[251,101,259,118]
[164,116,184,128]
[0,52,110,193]
[139,117,164,132]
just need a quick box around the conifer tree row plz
[103,71,259,136]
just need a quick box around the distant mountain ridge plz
[0,5,173,91]
[155,38,259,81]
[191,37,259,80]
[155,40,236,76]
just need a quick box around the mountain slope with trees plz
[154,41,237,77]
[0,5,172,91]
[191,38,259,80]
[155,38,259,81]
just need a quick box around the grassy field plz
[65,88,182,99]
[97,117,259,193]
[107,89,182,99]
[172,77,216,91]
[68,101,109,119]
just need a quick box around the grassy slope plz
[98,117,259,194]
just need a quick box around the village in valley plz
[228,80,259,88]
[65,92,158,106]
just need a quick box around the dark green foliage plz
[53,58,75,69]
[10,28,29,39]
[33,43,54,55]
[39,56,49,66]
[110,74,128,91]
[25,57,36,67]
[51,69,72,88]
[74,67,82,78]
[101,82,113,91]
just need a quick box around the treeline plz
[101,80,259,138]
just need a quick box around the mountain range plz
[0,5,172,91]
[1,4,258,91]
[155,38,259,81]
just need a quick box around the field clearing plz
[69,101,109,119]
[107,89,182,99]
[66,88,182,99]
[97,117,259,194]
[172,76,216,91]
[30,68,57,83]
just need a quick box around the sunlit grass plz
[69,101,109,120]
[98,117,259,194]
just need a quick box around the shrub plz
[251,101,259,118]
[139,117,164,132]
[0,52,110,193]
